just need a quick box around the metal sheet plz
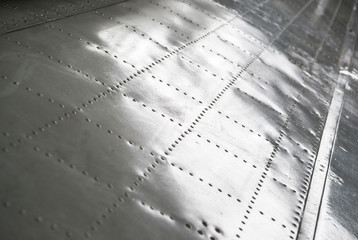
[0,0,357,239]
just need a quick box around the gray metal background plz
[0,0,357,239]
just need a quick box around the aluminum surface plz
[0,0,357,239]
[314,70,358,240]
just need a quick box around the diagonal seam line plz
[0,0,129,36]
[312,78,346,237]
[1,13,230,152]
[82,0,274,237]
[297,1,358,239]
[1,0,268,237]
[1,0,267,150]
[232,0,317,235]
[297,72,348,240]
[312,0,343,63]
[121,0,312,236]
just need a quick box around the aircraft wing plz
[0,0,357,239]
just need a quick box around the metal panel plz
[0,0,357,239]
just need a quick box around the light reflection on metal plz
[0,0,357,239]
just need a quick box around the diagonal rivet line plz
[0,12,230,153]
[81,0,276,237]
[233,0,324,238]
[0,0,274,236]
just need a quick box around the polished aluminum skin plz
[0,0,357,239]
